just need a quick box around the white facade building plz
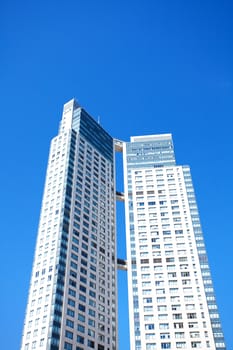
[123,134,226,350]
[21,99,117,350]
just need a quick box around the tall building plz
[21,99,226,350]
[21,99,118,350]
[123,134,226,350]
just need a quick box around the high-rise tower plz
[21,99,117,350]
[123,134,226,350]
[21,100,226,350]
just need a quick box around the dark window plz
[64,342,73,350]
[87,340,95,348]
[80,285,86,293]
[65,330,73,339]
[78,304,86,312]
[77,335,84,344]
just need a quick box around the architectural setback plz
[21,99,226,350]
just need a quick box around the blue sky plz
[1,0,233,349]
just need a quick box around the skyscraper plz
[21,99,226,350]
[21,99,118,350]
[123,134,226,350]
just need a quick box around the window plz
[77,335,84,344]
[146,343,156,350]
[77,324,85,333]
[169,288,178,294]
[176,342,186,348]
[145,333,156,340]
[144,298,153,304]
[77,314,85,323]
[174,323,183,329]
[68,288,76,297]
[66,319,74,328]
[144,314,154,321]
[88,318,95,327]
[173,314,182,319]
[161,343,171,349]
[87,340,95,348]
[65,330,73,339]
[145,324,155,330]
[160,333,170,339]
[88,328,95,338]
[79,294,86,302]
[190,332,200,338]
[89,309,95,317]
[67,309,75,317]
[175,332,185,338]
[68,298,75,307]
[171,304,181,311]
[156,289,165,295]
[158,314,168,320]
[159,323,169,330]
[157,297,166,303]
[78,304,85,312]
[191,342,201,348]
[188,322,198,329]
[64,342,73,350]
[158,305,167,312]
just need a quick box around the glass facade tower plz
[123,134,226,350]
[21,100,226,350]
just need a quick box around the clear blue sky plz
[1,0,233,349]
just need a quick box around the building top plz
[130,133,172,143]
[126,133,175,168]
[59,99,114,162]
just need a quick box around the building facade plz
[21,100,226,350]
[123,134,226,350]
[21,99,118,350]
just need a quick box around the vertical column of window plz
[61,131,79,350]
[47,136,66,350]
[182,166,226,350]
[75,143,110,350]
[49,131,76,350]
[128,169,136,265]
[109,160,117,349]
[72,138,88,350]
[126,167,139,350]
[132,262,140,345]
[165,169,184,331]
[96,152,104,350]
[110,160,117,350]
[166,170,189,341]
[133,170,143,350]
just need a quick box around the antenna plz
[97,116,101,125]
